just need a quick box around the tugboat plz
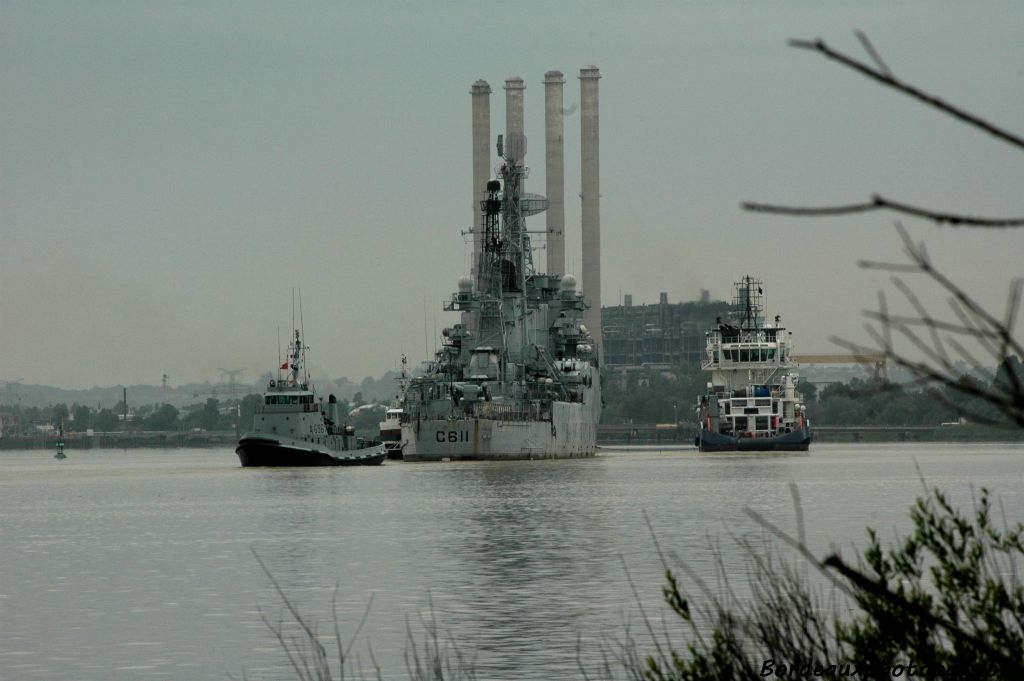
[695,276,811,452]
[378,355,408,460]
[400,133,601,460]
[236,329,386,467]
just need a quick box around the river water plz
[2,443,1022,680]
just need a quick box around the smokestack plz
[544,70,565,276]
[579,65,602,362]
[504,76,525,149]
[470,80,492,284]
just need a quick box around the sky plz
[2,1,1022,390]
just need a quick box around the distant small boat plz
[378,354,408,460]
[235,328,386,467]
[55,420,67,460]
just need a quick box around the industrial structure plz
[543,70,565,276]
[579,66,602,362]
[601,292,729,368]
[470,80,491,284]
[600,293,887,380]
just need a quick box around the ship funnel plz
[328,394,340,425]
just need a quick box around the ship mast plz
[287,328,307,387]
[477,132,533,298]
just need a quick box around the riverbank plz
[0,430,238,450]
[4,424,1020,451]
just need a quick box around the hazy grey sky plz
[3,1,1022,389]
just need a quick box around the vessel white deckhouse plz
[401,132,601,460]
[696,276,811,452]
[378,355,408,460]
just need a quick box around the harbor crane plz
[790,353,888,381]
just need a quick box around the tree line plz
[0,392,391,437]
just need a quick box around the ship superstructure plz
[696,276,811,451]
[400,134,601,460]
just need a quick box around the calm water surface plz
[2,443,1022,680]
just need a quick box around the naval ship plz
[236,329,387,466]
[400,134,601,460]
[695,276,811,452]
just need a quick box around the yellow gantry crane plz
[790,353,888,381]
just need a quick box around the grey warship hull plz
[403,400,598,461]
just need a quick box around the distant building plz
[601,292,729,368]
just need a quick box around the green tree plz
[72,404,91,431]
[145,403,179,431]
[93,408,119,431]
[50,402,69,426]
[633,487,1024,680]
[796,380,817,403]
[200,398,220,430]
[238,393,262,431]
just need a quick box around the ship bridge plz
[702,327,793,370]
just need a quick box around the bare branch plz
[743,194,1024,227]
[854,29,891,77]
[787,37,1024,151]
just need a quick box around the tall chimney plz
[543,70,565,276]
[470,80,492,284]
[579,65,602,362]
[504,76,525,162]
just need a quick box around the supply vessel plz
[696,276,811,452]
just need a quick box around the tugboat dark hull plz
[383,442,404,460]
[697,426,811,452]
[236,436,386,467]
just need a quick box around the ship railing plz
[473,403,533,422]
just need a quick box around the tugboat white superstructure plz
[378,355,408,460]
[236,329,386,467]
[696,276,811,452]
[401,133,601,460]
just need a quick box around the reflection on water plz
[2,444,1022,680]
[433,461,617,674]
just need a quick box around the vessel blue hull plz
[697,426,811,452]
[236,436,385,467]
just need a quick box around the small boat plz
[236,328,386,467]
[378,355,408,459]
[55,419,67,460]
[695,276,811,452]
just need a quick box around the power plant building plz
[601,292,729,368]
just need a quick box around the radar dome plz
[560,274,577,291]
[457,276,473,293]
